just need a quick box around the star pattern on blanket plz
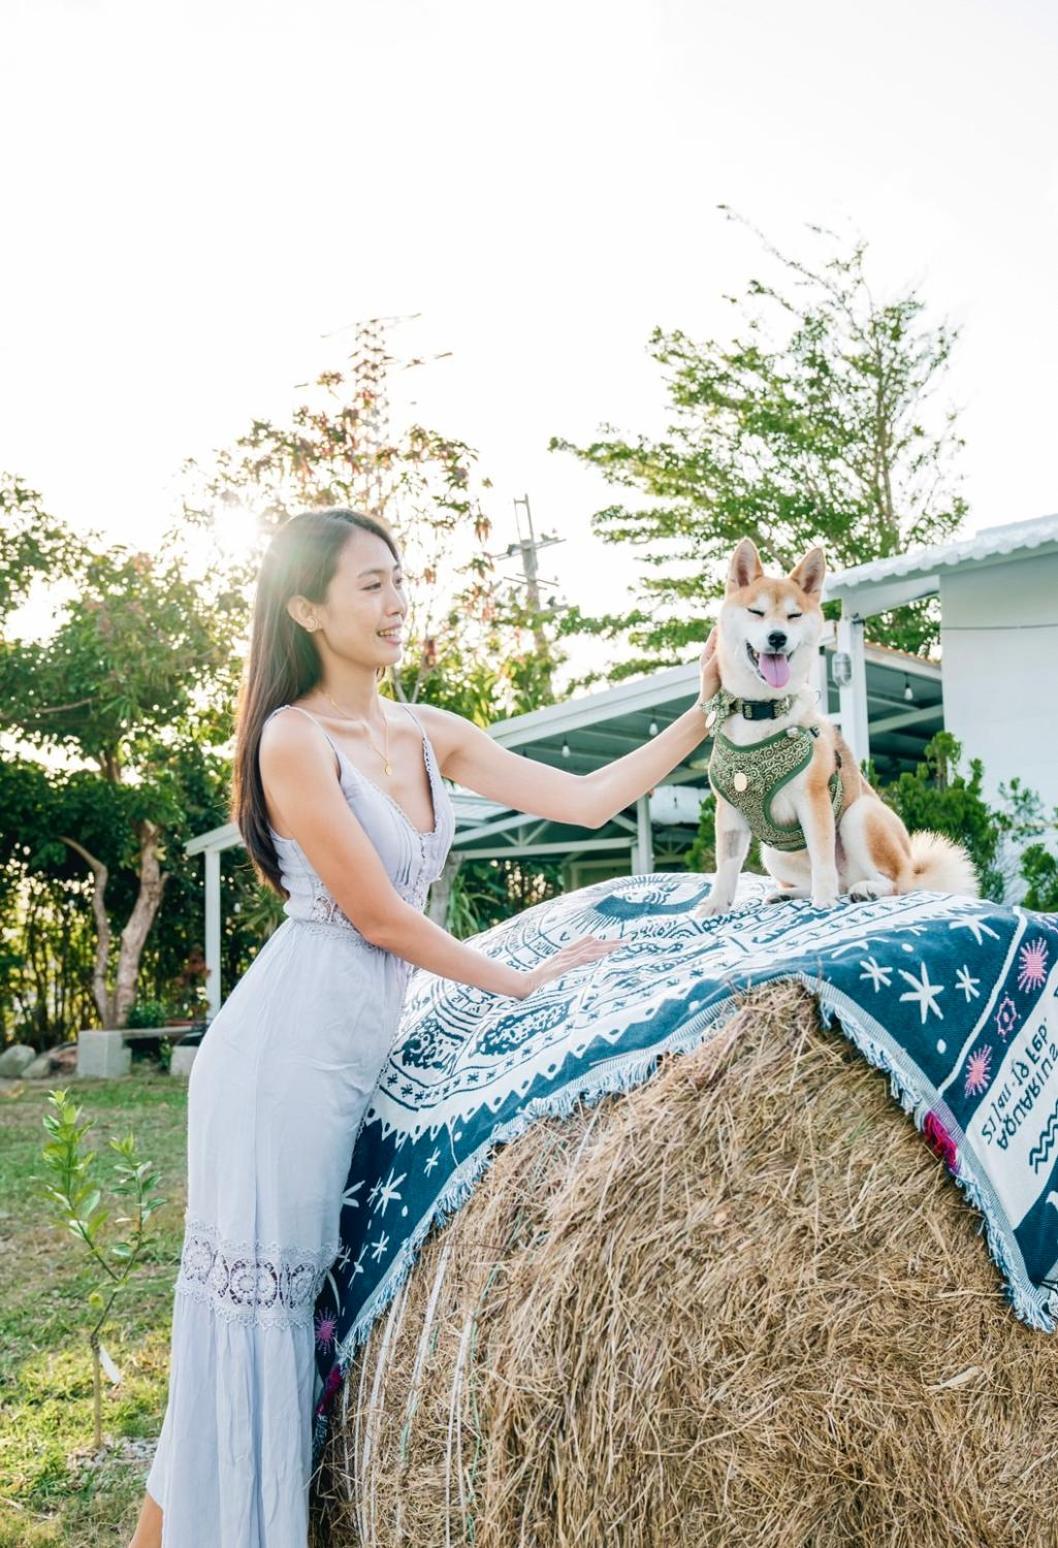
[897,961,945,1023]
[371,1170,406,1216]
[956,965,981,1001]
[859,956,892,992]
[949,915,1001,945]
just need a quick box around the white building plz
[828,512,1058,907]
[826,513,1058,810]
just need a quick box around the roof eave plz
[824,516,1058,610]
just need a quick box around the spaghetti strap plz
[398,701,425,736]
[267,703,344,776]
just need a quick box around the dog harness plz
[702,690,845,853]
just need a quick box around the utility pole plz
[489,495,564,699]
[511,494,563,653]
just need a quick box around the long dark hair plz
[232,507,401,896]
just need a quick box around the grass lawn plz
[0,1067,188,1547]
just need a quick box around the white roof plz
[825,512,1058,601]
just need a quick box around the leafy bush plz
[873,732,1001,898]
[985,778,1058,907]
[447,858,565,939]
[1013,842,1058,912]
[124,998,178,1029]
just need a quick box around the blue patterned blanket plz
[311,873,1058,1456]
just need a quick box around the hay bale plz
[312,980,1058,1548]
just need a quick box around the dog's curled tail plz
[908,830,979,897]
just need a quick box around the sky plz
[3,0,1057,662]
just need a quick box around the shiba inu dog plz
[696,537,978,915]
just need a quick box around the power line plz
[309,313,453,515]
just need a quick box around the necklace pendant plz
[383,761,392,776]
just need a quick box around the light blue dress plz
[146,702,455,1546]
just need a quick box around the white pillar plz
[636,794,654,875]
[836,611,869,767]
[812,635,830,717]
[205,847,222,1019]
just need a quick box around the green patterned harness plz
[704,692,845,853]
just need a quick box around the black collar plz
[702,688,798,727]
[733,694,795,721]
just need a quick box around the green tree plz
[551,214,966,678]
[1019,845,1058,912]
[122,739,276,1019]
[0,476,83,620]
[182,361,566,723]
[1,499,247,1030]
[981,777,1058,910]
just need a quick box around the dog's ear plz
[727,538,763,594]
[789,546,826,597]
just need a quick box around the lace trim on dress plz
[289,918,381,947]
[175,1214,339,1329]
[308,888,368,933]
[300,876,429,930]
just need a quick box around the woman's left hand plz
[699,626,720,703]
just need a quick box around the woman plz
[131,506,717,1548]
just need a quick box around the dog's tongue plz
[760,652,791,689]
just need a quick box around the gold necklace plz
[322,691,392,776]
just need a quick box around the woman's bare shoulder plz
[258,705,333,769]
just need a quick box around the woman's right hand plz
[699,624,720,703]
[514,934,620,999]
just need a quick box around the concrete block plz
[169,1044,198,1079]
[77,1030,131,1079]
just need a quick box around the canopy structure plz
[187,635,942,1016]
